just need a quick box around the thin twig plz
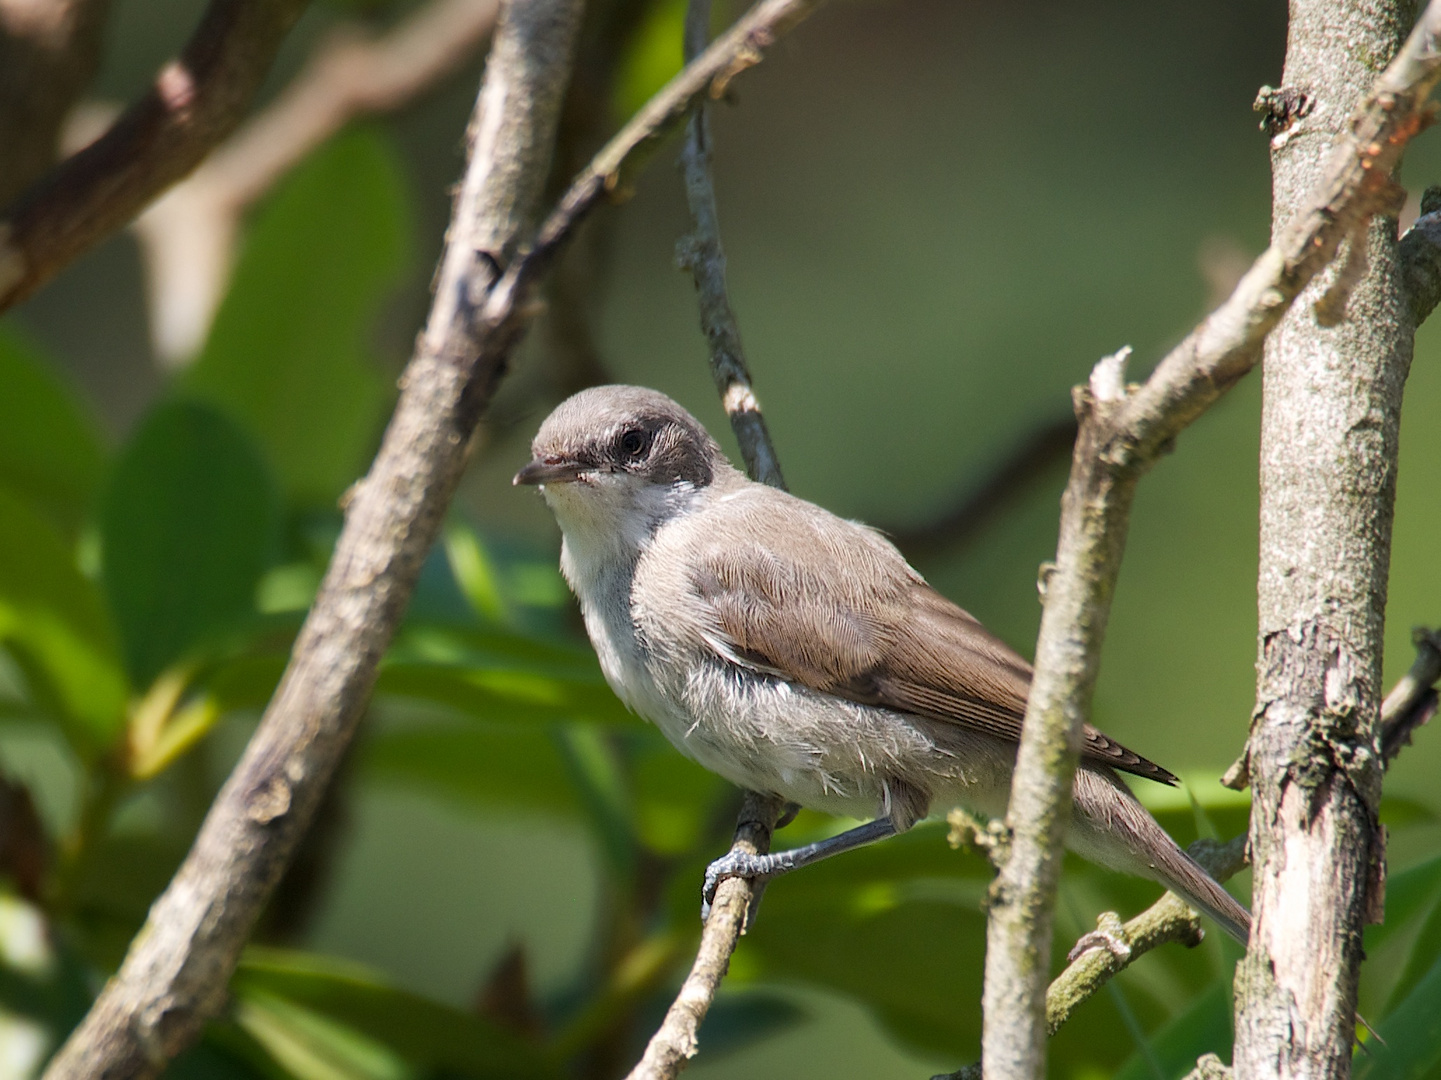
[979,5,1441,1076]
[939,836,1247,1080]
[0,0,312,311]
[39,4,824,1077]
[1400,183,1441,324]
[619,5,794,1076]
[134,0,503,363]
[624,793,784,1080]
[1380,627,1441,764]
[675,0,785,488]
[37,0,586,1075]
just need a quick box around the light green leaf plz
[234,988,414,1080]
[184,129,409,505]
[233,947,558,1079]
[0,325,105,535]
[1112,979,1231,1080]
[100,400,280,686]
[362,722,582,819]
[1356,951,1441,1079]
[613,0,687,120]
[0,484,127,745]
[375,660,640,728]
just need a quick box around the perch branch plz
[1380,627,1441,765]
[1400,183,1441,324]
[623,793,784,1080]
[620,5,798,1076]
[675,0,785,488]
[135,0,503,362]
[0,0,311,312]
[979,4,1441,1076]
[40,3,824,1077]
[38,0,586,1075]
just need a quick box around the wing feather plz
[687,491,1177,786]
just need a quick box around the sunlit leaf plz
[375,661,639,728]
[234,947,558,1079]
[184,129,408,506]
[1112,979,1231,1080]
[444,525,507,623]
[0,327,105,535]
[363,722,583,819]
[0,484,127,746]
[100,400,280,686]
[1356,951,1441,1079]
[613,0,686,120]
[235,988,414,1080]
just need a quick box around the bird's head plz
[515,386,734,543]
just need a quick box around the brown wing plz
[688,494,1177,786]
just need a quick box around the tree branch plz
[939,834,1247,1080]
[0,0,312,312]
[37,0,585,1075]
[134,0,503,363]
[675,0,785,488]
[0,0,109,206]
[39,2,825,1076]
[1381,627,1441,764]
[978,4,1441,1075]
[1400,183,1441,325]
[623,792,784,1080]
[618,5,795,1075]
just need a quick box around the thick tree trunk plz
[1233,1,1417,1077]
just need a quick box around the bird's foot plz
[1066,913,1132,963]
[701,850,781,926]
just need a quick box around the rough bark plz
[1233,2,1418,1078]
[37,1,585,1076]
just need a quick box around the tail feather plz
[1070,766,1251,946]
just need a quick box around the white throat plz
[544,476,706,716]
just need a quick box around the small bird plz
[515,385,1250,944]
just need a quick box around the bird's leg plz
[702,817,898,923]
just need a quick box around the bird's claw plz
[701,850,772,926]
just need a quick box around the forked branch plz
[980,4,1441,1077]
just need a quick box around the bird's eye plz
[618,428,648,458]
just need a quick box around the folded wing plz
[687,490,1177,786]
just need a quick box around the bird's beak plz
[513,457,587,486]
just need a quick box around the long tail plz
[1070,767,1251,946]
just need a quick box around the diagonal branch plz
[38,0,586,1075]
[1400,184,1441,324]
[938,834,1247,1080]
[0,0,312,312]
[623,792,784,1080]
[39,3,825,1078]
[979,4,1441,1077]
[1380,626,1441,765]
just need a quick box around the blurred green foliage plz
[3,1,1441,1079]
